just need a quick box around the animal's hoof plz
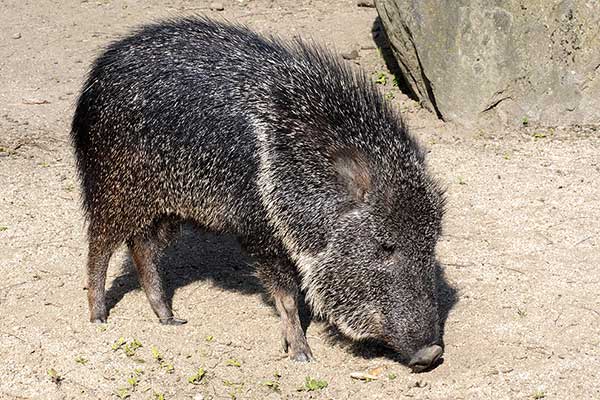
[90,311,107,323]
[160,316,187,325]
[290,349,315,362]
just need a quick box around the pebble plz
[341,49,360,60]
[350,371,379,381]
[210,2,225,11]
[408,379,428,389]
[350,365,387,380]
[357,0,375,7]
[12,32,22,39]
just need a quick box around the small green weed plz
[223,380,244,399]
[114,388,130,399]
[263,380,280,392]
[112,337,126,351]
[123,338,143,357]
[75,356,88,365]
[300,376,328,392]
[226,359,241,367]
[126,368,143,389]
[374,72,387,85]
[151,346,174,373]
[187,368,206,385]
[47,368,63,385]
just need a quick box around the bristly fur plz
[72,16,446,362]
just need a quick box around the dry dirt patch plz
[1,1,598,399]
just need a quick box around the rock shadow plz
[371,16,418,102]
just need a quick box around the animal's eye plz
[381,242,396,257]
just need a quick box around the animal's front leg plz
[256,257,314,362]
[273,288,314,362]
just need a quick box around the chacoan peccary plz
[72,17,446,371]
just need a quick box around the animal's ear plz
[333,150,372,202]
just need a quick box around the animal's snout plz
[408,344,443,372]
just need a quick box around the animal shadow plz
[105,224,263,317]
[104,224,312,331]
[104,224,456,369]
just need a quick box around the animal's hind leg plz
[87,237,117,323]
[256,257,314,362]
[128,218,187,325]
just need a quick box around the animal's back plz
[71,17,422,254]
[71,18,293,244]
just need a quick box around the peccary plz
[71,17,446,371]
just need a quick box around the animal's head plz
[301,149,445,371]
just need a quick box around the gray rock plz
[376,0,600,127]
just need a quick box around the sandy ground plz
[1,1,599,399]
